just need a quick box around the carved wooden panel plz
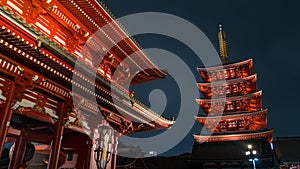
[13,90,59,124]
[198,59,253,83]
[196,109,267,133]
[197,91,262,115]
[194,129,273,143]
[0,0,134,83]
[198,74,257,98]
[0,76,13,107]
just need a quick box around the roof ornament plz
[218,24,229,64]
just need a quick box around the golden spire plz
[218,24,229,63]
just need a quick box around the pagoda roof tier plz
[196,91,262,115]
[197,74,257,98]
[193,129,273,143]
[195,109,267,133]
[198,59,253,83]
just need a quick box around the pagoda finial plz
[218,24,229,63]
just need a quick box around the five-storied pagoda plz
[0,0,174,168]
[191,25,274,168]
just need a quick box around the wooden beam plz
[7,126,21,136]
[47,103,65,169]
[0,81,15,159]
[27,122,53,131]
[25,133,53,142]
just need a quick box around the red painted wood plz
[84,139,93,169]
[0,80,14,159]
[47,103,65,169]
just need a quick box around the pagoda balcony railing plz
[197,91,262,115]
[198,74,257,98]
[193,129,273,143]
[195,109,267,133]
[198,59,253,83]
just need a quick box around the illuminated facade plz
[192,25,274,168]
[0,0,174,168]
[194,25,273,143]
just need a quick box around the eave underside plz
[194,129,273,143]
[0,13,174,134]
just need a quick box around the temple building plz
[0,0,174,168]
[106,26,277,169]
[274,137,300,169]
[191,25,274,168]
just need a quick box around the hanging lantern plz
[94,126,114,169]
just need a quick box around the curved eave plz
[153,118,175,129]
[197,74,257,87]
[92,0,167,77]
[128,100,175,129]
[194,129,273,143]
[195,109,268,123]
[197,59,253,72]
[59,0,166,83]
[196,90,262,104]
[100,104,174,134]
[130,70,166,85]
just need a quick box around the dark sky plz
[101,0,300,156]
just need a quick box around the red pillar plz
[8,129,26,169]
[88,128,99,169]
[88,139,98,169]
[0,80,15,159]
[84,138,93,169]
[47,103,65,169]
[110,134,119,169]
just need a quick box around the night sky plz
[101,0,300,156]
